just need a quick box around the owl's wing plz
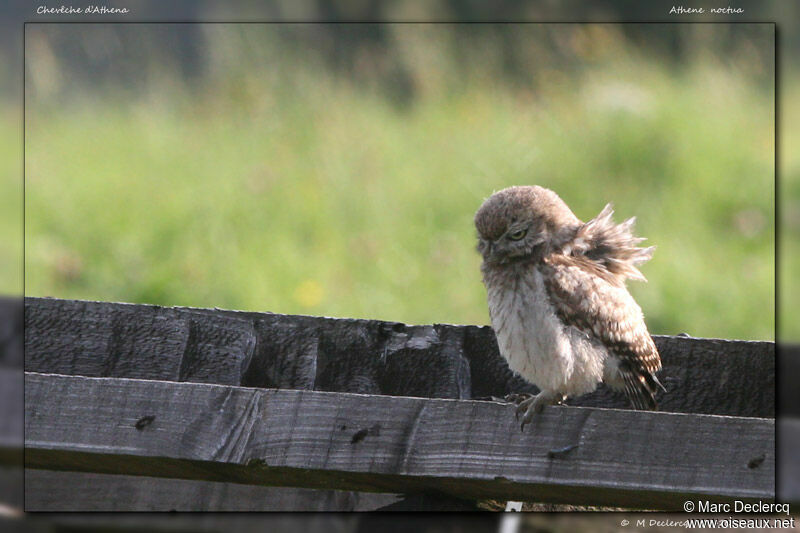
[540,254,663,410]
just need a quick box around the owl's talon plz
[516,392,566,431]
[515,396,536,419]
[505,392,534,405]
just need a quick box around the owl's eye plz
[508,228,527,241]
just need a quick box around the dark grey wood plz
[779,344,800,417]
[369,493,482,511]
[778,417,800,504]
[0,518,48,533]
[0,302,24,512]
[0,367,397,513]
[25,298,256,385]
[24,297,775,417]
[0,467,23,511]
[24,372,775,511]
[23,469,402,511]
[27,515,361,533]
[777,347,800,504]
[0,369,23,511]
[0,368,22,457]
[0,297,23,368]
[1,516,499,533]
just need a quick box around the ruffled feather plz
[566,204,654,283]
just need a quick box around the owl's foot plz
[504,392,534,404]
[516,391,566,431]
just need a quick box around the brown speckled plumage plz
[475,186,663,417]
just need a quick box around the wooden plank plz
[149,305,779,417]
[25,515,363,533]
[778,417,800,505]
[0,467,22,512]
[0,297,23,368]
[0,368,22,460]
[2,515,500,533]
[23,470,403,512]
[0,368,401,514]
[779,345,800,417]
[0,368,399,513]
[25,298,256,385]
[0,368,23,513]
[5,515,501,533]
[24,372,775,511]
[24,297,775,417]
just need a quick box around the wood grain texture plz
[25,298,255,385]
[3,363,401,513]
[25,297,774,417]
[23,470,402,511]
[24,372,775,510]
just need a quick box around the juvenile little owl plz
[475,186,663,428]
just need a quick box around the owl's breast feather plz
[485,265,606,396]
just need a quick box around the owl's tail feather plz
[574,204,654,283]
[623,371,664,410]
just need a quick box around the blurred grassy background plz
[22,23,775,340]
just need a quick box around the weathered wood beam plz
[778,417,800,505]
[9,514,500,533]
[24,372,775,511]
[23,470,403,512]
[0,368,423,513]
[23,469,484,511]
[0,367,399,513]
[25,297,775,417]
[0,368,22,463]
[24,298,255,385]
[779,345,800,417]
[0,367,23,514]
[0,297,23,368]
[16,515,364,533]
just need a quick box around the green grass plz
[780,72,800,342]
[0,105,22,296]
[24,56,774,340]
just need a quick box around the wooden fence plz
[13,297,776,511]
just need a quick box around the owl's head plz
[474,186,580,265]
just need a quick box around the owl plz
[474,186,664,428]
